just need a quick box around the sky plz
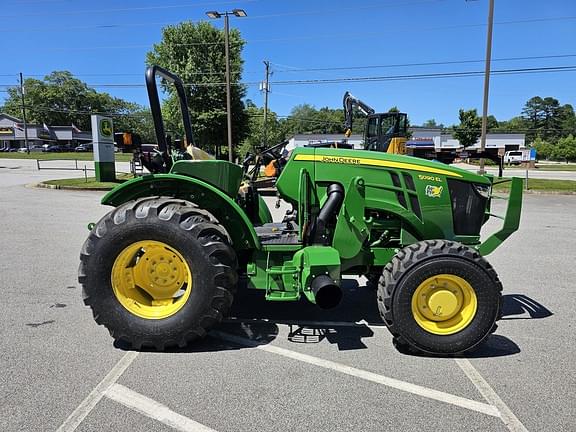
[1,0,575,127]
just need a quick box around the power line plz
[5,53,575,79]
[0,0,259,19]
[268,65,576,86]
[1,8,574,34]
[271,54,576,74]
[4,64,574,89]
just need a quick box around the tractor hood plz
[288,147,490,184]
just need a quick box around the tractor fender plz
[101,174,261,250]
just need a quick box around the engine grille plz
[447,180,488,235]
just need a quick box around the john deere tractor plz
[79,66,523,355]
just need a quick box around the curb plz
[31,182,113,191]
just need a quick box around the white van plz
[504,150,523,165]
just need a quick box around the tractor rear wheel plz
[377,240,502,355]
[79,197,237,350]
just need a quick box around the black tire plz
[377,240,502,355]
[79,197,238,350]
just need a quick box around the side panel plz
[101,174,260,250]
[170,159,242,198]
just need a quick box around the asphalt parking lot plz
[1,162,575,431]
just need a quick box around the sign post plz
[91,115,115,182]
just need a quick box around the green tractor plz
[79,66,523,355]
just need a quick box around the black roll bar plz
[145,65,195,153]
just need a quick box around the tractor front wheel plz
[377,240,502,355]
[79,197,237,350]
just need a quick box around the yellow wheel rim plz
[111,240,192,320]
[411,274,477,335]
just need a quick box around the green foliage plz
[532,137,554,160]
[556,135,576,162]
[422,119,445,129]
[146,21,248,156]
[521,96,575,141]
[453,109,482,148]
[239,102,285,158]
[533,135,576,162]
[495,116,528,134]
[1,71,148,134]
[280,104,343,135]
[486,115,499,130]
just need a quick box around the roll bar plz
[145,65,195,153]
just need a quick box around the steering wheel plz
[243,140,289,180]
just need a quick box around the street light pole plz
[206,9,247,162]
[223,13,233,162]
[478,0,495,175]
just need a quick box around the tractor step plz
[265,291,300,301]
[265,265,299,301]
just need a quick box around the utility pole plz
[261,60,271,148]
[478,0,495,175]
[19,72,29,154]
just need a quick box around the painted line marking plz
[212,331,500,418]
[55,351,139,432]
[223,317,386,329]
[456,358,529,432]
[105,384,217,432]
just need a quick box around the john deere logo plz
[425,185,443,198]
[100,119,113,137]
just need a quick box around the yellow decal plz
[293,154,462,177]
[425,185,443,198]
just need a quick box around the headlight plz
[473,183,491,199]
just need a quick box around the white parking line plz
[223,317,386,328]
[212,331,501,418]
[55,351,139,432]
[105,384,217,432]
[456,358,529,432]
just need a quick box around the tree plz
[238,101,285,158]
[521,96,568,141]
[559,104,576,136]
[0,71,151,136]
[486,115,499,130]
[521,96,544,132]
[496,116,528,134]
[555,135,576,162]
[280,104,345,136]
[422,119,445,129]
[453,109,482,148]
[146,21,248,157]
[531,137,554,160]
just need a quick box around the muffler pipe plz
[311,275,342,309]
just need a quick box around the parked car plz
[504,150,523,165]
[43,145,64,153]
[17,146,44,153]
[75,144,93,152]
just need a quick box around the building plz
[286,129,525,162]
[0,113,92,150]
[286,133,364,151]
[407,127,525,153]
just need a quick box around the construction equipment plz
[343,91,408,154]
[79,66,523,355]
